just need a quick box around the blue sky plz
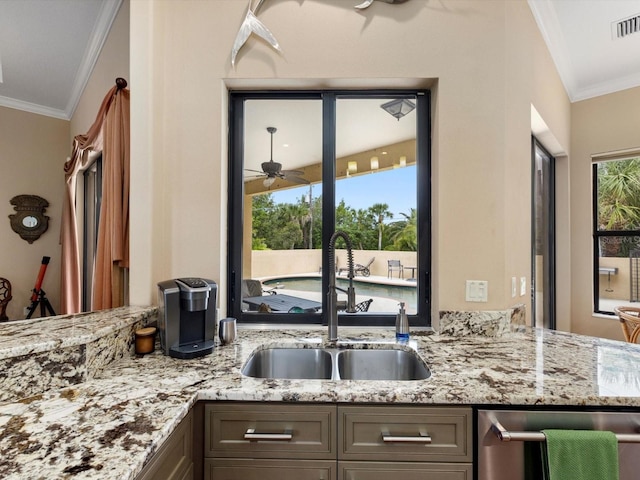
[270,166,416,221]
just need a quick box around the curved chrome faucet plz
[328,231,356,342]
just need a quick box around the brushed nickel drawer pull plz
[382,432,432,443]
[244,428,293,441]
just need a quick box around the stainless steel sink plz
[241,348,333,380]
[337,348,431,381]
[241,345,430,381]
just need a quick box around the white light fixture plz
[370,156,379,170]
[380,98,415,120]
[399,156,407,167]
[347,161,358,174]
[263,177,275,187]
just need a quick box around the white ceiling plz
[528,0,640,102]
[0,0,121,120]
[243,98,417,175]
[0,0,638,119]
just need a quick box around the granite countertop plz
[2,309,640,479]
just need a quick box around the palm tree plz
[598,159,640,230]
[598,159,640,257]
[370,203,393,250]
[388,209,417,251]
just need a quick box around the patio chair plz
[338,298,373,313]
[387,260,404,279]
[241,279,278,311]
[355,298,373,312]
[355,257,374,277]
[339,257,374,277]
[242,279,278,297]
[615,306,640,343]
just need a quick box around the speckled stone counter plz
[2,310,640,479]
[0,306,157,404]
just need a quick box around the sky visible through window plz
[269,166,416,221]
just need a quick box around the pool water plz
[264,277,417,312]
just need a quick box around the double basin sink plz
[241,344,431,381]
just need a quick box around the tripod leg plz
[43,297,56,317]
[26,299,39,319]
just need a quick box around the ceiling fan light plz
[263,177,275,187]
[380,98,416,120]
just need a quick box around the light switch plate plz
[511,277,517,298]
[520,277,527,296]
[466,280,488,302]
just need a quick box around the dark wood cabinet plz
[200,402,472,480]
[136,409,194,480]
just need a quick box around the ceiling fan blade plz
[281,169,304,176]
[284,175,310,185]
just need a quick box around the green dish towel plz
[541,429,619,480]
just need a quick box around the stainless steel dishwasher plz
[478,409,640,480]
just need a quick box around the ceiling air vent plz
[613,14,640,39]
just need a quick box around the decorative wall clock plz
[9,195,50,244]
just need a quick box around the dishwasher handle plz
[491,419,640,443]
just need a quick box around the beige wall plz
[129,0,571,322]
[0,107,68,320]
[250,250,416,280]
[570,86,640,341]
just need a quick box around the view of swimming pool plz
[263,276,417,312]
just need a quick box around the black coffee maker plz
[157,278,217,359]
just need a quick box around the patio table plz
[243,293,322,312]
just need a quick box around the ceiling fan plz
[245,126,309,187]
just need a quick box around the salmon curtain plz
[60,80,130,314]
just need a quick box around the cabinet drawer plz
[205,403,335,459]
[338,406,472,462]
[205,458,336,480]
[339,461,472,480]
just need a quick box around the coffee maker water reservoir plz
[157,278,217,359]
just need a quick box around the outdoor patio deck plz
[256,272,416,313]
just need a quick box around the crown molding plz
[572,71,640,103]
[0,95,68,120]
[527,0,576,101]
[64,0,123,119]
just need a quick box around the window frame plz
[227,90,431,327]
[531,137,556,328]
[592,157,640,315]
[82,153,102,312]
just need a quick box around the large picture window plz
[593,154,640,314]
[228,91,431,327]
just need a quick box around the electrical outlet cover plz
[466,280,488,302]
